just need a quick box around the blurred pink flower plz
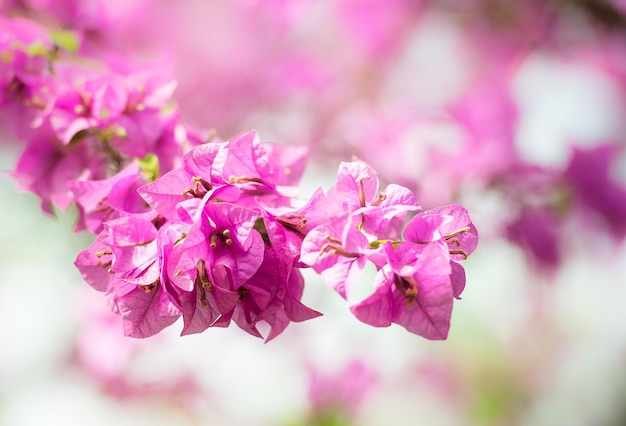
[308,360,377,423]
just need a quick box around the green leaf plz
[137,153,160,182]
[51,30,80,53]
[23,41,48,57]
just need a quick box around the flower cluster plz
[300,162,478,339]
[2,15,478,341]
[74,133,477,340]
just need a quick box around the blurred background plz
[1,1,626,425]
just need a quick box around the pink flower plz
[12,121,107,213]
[307,360,377,423]
[330,161,421,239]
[350,243,454,340]
[301,161,421,298]
[403,204,479,263]
[75,217,182,338]
[349,204,478,339]
[167,201,265,335]
[403,204,478,298]
[0,17,52,109]
[301,215,379,299]
[229,246,321,341]
[565,145,626,238]
[506,206,561,271]
[69,161,154,233]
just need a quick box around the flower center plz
[394,274,418,305]
[183,175,212,199]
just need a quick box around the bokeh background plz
[2,1,626,425]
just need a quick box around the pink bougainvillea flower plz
[44,68,176,149]
[0,17,52,104]
[329,161,420,238]
[348,203,478,338]
[138,131,302,221]
[75,217,182,337]
[262,265,322,341]
[75,232,115,292]
[3,1,524,346]
[403,204,478,298]
[12,121,107,213]
[220,130,277,193]
[174,261,240,335]
[69,161,154,233]
[229,246,321,341]
[107,71,178,158]
[171,201,264,290]
[258,185,329,266]
[300,214,380,299]
[351,242,454,340]
[307,360,377,423]
[137,141,227,219]
[329,161,381,214]
[47,73,126,145]
[506,206,561,271]
[354,182,421,240]
[565,144,626,238]
[165,201,265,335]
[301,161,422,299]
[404,204,479,262]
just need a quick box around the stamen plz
[449,249,468,260]
[446,237,461,247]
[318,236,361,258]
[182,176,212,199]
[200,286,208,307]
[276,214,308,237]
[358,177,369,207]
[192,175,212,193]
[209,229,234,247]
[95,250,112,258]
[195,260,212,307]
[139,283,155,294]
[97,260,112,268]
[228,175,264,185]
[371,192,387,207]
[444,226,471,240]
[200,275,211,291]
[101,208,114,221]
[92,204,111,214]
